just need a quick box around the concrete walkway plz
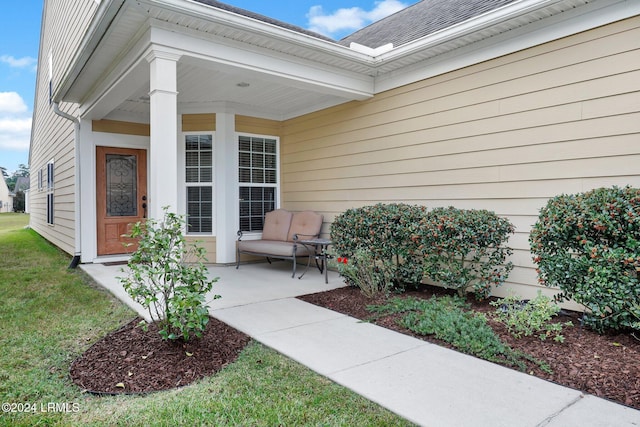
[81,261,640,427]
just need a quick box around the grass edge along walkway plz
[0,213,411,426]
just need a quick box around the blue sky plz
[0,0,409,176]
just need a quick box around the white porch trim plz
[215,112,238,263]
[147,48,181,218]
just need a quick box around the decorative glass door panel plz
[97,147,147,256]
[106,154,138,217]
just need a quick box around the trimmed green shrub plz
[491,291,572,342]
[334,250,395,298]
[417,207,515,299]
[120,208,220,341]
[530,186,640,333]
[331,203,427,289]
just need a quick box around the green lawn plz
[0,215,412,426]
[0,212,30,233]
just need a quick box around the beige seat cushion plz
[261,209,293,242]
[287,210,323,242]
[237,240,314,257]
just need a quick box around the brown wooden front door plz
[96,146,147,256]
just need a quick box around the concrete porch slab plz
[207,261,344,310]
[81,260,345,322]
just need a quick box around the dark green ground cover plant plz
[368,295,550,373]
[120,207,219,341]
[530,186,640,333]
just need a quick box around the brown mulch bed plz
[70,317,250,394]
[298,284,640,410]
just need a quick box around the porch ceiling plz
[102,56,358,123]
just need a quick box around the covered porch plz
[56,0,374,264]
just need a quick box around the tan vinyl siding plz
[30,0,99,255]
[92,119,151,136]
[185,236,216,263]
[281,16,640,299]
[182,114,216,132]
[236,115,282,135]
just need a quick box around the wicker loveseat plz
[236,209,323,277]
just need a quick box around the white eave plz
[373,0,640,92]
[143,0,376,69]
[55,0,639,119]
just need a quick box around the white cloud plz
[367,0,407,21]
[0,92,28,114]
[0,117,32,151]
[0,92,32,151]
[0,55,37,69]
[307,0,408,37]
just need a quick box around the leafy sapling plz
[120,207,220,341]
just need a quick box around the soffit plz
[107,59,345,122]
[61,2,150,102]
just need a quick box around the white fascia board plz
[375,0,578,64]
[138,0,372,65]
[375,0,639,93]
[148,23,374,99]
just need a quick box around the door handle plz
[142,196,147,219]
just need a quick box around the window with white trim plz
[185,134,213,234]
[238,135,278,232]
[46,160,54,225]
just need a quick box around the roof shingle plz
[193,0,519,50]
[192,0,336,42]
[341,0,518,49]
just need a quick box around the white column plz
[215,112,238,263]
[78,119,95,262]
[146,49,181,219]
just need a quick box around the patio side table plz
[297,238,332,284]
